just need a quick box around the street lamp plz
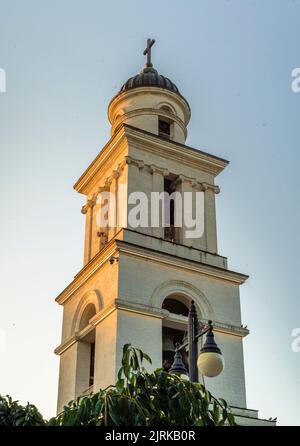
[169,345,190,380]
[169,301,224,381]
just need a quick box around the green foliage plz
[0,395,45,426]
[1,345,236,426]
[51,344,236,426]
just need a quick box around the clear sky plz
[0,0,299,426]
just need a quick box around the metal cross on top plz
[143,38,155,67]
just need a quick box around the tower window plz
[164,178,178,242]
[159,118,171,138]
[162,297,190,372]
[77,304,96,394]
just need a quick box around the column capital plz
[124,155,133,165]
[192,181,204,191]
[201,182,220,194]
[112,169,121,180]
[149,164,169,176]
[81,195,97,214]
[102,163,125,189]
[175,174,197,187]
[105,176,113,187]
[81,204,89,214]
[125,155,144,170]
[118,159,128,171]
[136,160,145,170]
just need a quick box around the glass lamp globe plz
[197,328,224,378]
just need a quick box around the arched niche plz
[78,303,96,332]
[71,290,103,395]
[72,290,103,335]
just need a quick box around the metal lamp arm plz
[195,326,211,341]
[175,323,212,352]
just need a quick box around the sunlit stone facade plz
[55,50,275,426]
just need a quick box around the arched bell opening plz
[162,295,195,372]
[77,303,97,393]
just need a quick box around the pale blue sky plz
[0,0,299,425]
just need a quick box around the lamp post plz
[169,301,224,381]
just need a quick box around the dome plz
[120,66,180,95]
[108,39,191,144]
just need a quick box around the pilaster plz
[202,182,220,254]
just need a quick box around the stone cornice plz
[123,227,228,265]
[116,299,249,337]
[116,239,248,285]
[55,299,248,355]
[54,335,78,356]
[116,298,166,319]
[74,125,229,194]
[55,300,164,355]
[122,155,220,192]
[213,321,249,337]
[55,230,247,307]
[89,152,218,192]
[124,125,229,176]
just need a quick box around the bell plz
[163,333,176,352]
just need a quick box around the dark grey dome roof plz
[120,66,180,95]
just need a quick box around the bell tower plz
[55,40,273,425]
